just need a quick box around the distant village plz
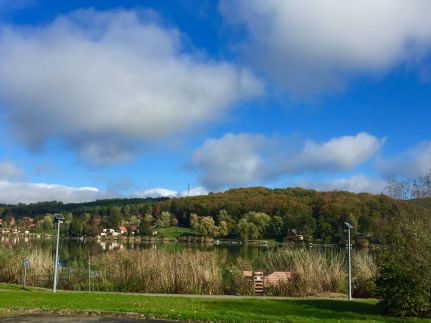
[0,215,305,243]
[0,216,157,238]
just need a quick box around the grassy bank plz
[0,285,429,322]
[156,226,200,238]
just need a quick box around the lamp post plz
[344,221,353,301]
[53,213,64,293]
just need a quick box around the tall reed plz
[0,247,222,294]
[91,249,222,294]
[254,248,347,296]
[352,250,377,297]
[0,246,375,297]
[0,247,53,287]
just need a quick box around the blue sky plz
[0,0,431,203]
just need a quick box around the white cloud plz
[134,187,178,198]
[220,0,431,95]
[297,175,386,194]
[0,9,263,164]
[0,161,22,180]
[286,132,384,173]
[134,186,207,198]
[178,186,208,197]
[190,132,382,190]
[377,141,431,177]
[190,133,273,190]
[0,180,102,204]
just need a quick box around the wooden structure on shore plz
[242,270,293,294]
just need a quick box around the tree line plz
[0,187,400,243]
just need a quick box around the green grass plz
[0,285,430,322]
[157,226,200,238]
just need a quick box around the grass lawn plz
[157,226,200,238]
[0,285,430,322]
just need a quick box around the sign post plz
[23,259,29,288]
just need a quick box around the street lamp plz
[53,213,64,293]
[344,221,353,301]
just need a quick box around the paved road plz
[0,315,182,322]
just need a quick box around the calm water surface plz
[0,235,284,267]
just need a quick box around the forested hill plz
[159,187,398,243]
[0,197,166,218]
[0,187,399,243]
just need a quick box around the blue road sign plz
[24,259,29,266]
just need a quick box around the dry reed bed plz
[0,247,222,294]
[0,246,376,297]
[0,248,53,286]
[92,249,222,294]
[233,248,376,297]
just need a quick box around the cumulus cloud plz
[0,160,22,180]
[190,133,274,189]
[297,175,386,194]
[220,0,431,95]
[134,187,178,198]
[286,132,384,173]
[377,141,431,177]
[0,180,102,204]
[0,9,263,163]
[134,186,207,198]
[190,132,383,190]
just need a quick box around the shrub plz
[376,202,431,317]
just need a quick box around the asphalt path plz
[0,315,182,322]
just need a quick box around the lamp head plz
[54,213,65,222]
[344,222,353,229]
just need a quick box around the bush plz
[376,202,431,317]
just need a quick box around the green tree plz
[37,214,54,230]
[237,218,259,240]
[268,215,284,240]
[156,211,172,228]
[218,220,228,237]
[139,213,154,235]
[243,212,270,239]
[69,218,84,237]
[376,172,431,317]
[107,206,122,228]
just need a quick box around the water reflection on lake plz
[0,235,282,267]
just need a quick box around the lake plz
[0,235,370,296]
[0,235,283,268]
